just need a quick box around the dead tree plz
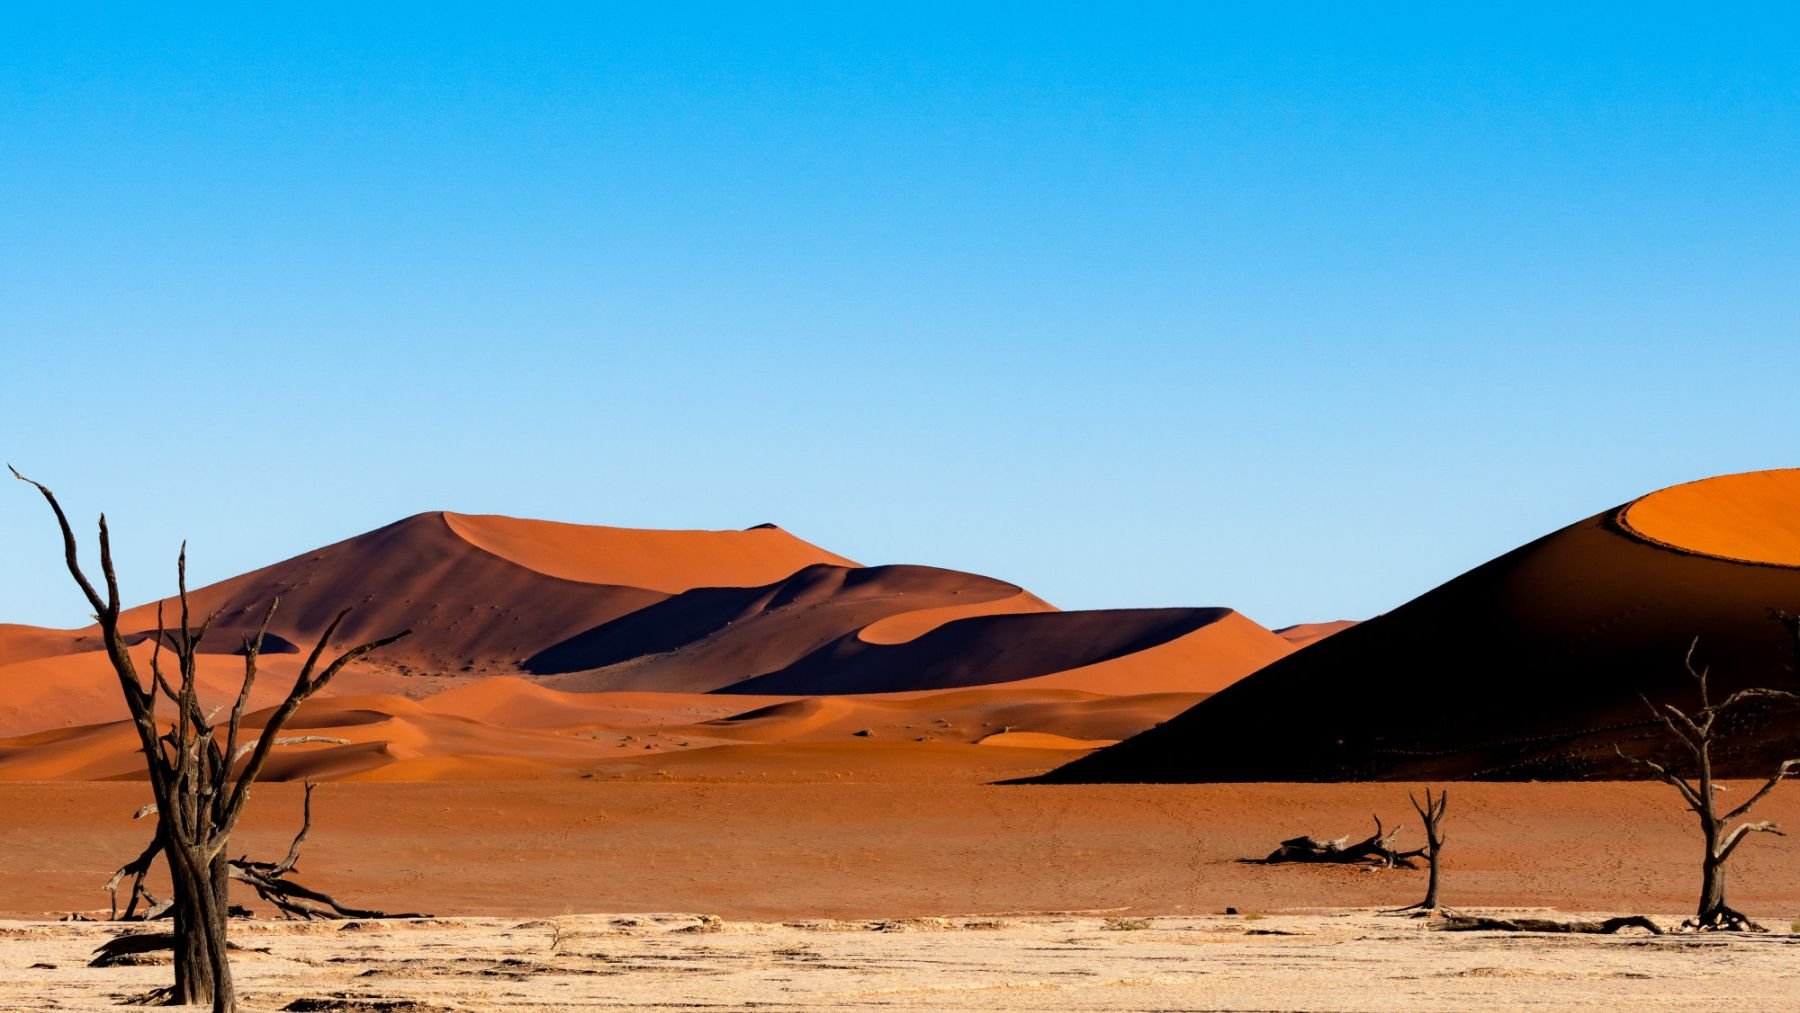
[1400,788,1448,911]
[14,469,410,1011]
[1251,815,1425,868]
[1619,639,1800,932]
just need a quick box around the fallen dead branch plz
[1436,914,1663,935]
[106,783,428,925]
[1247,815,1426,868]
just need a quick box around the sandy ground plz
[6,910,1800,1011]
[6,782,1800,921]
[8,781,1800,1009]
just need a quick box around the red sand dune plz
[527,564,1066,692]
[0,509,1285,780]
[0,674,1211,783]
[1043,468,1800,782]
[1274,619,1358,648]
[442,513,859,590]
[1618,470,1800,566]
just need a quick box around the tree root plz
[1687,906,1768,932]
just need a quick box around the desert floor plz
[6,910,1800,1011]
[8,781,1800,1010]
[6,781,1800,920]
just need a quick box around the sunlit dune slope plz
[0,675,1210,782]
[527,564,1055,691]
[1,508,1279,774]
[5,512,863,680]
[723,607,1277,695]
[1274,619,1358,649]
[1043,469,1800,782]
[442,513,858,590]
[1618,469,1800,566]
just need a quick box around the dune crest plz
[442,512,859,591]
[1618,468,1800,567]
[1274,619,1359,648]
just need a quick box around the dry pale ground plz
[5,910,1800,1011]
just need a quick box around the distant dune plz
[1274,619,1358,649]
[0,511,1280,779]
[1041,468,1800,782]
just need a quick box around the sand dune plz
[726,607,1274,695]
[442,512,858,590]
[1044,468,1800,782]
[1274,619,1358,648]
[1002,610,1292,694]
[1617,468,1800,566]
[527,564,1058,691]
[0,509,1284,779]
[0,666,1211,782]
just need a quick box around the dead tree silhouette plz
[13,468,410,1011]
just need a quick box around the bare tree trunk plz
[168,849,221,1006]
[167,814,238,1010]
[1407,788,1447,911]
[1698,835,1728,928]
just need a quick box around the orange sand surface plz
[3,513,1283,708]
[1619,467,1800,566]
[856,588,1056,644]
[4,781,1800,920]
[1274,619,1358,648]
[442,512,859,590]
[0,672,1208,782]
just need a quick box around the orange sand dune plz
[0,624,86,666]
[421,676,771,730]
[0,664,1211,782]
[726,607,1281,696]
[529,564,1054,692]
[95,512,674,677]
[999,609,1291,694]
[1046,468,1800,783]
[1619,468,1800,566]
[0,643,305,738]
[442,512,858,591]
[0,691,630,782]
[3,508,1281,776]
[856,589,1056,645]
[1274,619,1358,648]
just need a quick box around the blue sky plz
[2,5,1796,630]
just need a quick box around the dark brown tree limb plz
[1250,815,1426,869]
[1437,915,1663,935]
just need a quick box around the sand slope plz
[0,669,1213,782]
[1274,619,1358,648]
[0,510,1287,778]
[1045,468,1800,782]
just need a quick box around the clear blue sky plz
[3,5,1796,631]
